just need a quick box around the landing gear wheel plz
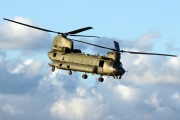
[82,74,88,79]
[98,77,104,82]
[51,67,55,72]
[68,71,72,75]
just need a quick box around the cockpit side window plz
[114,62,122,68]
[53,53,57,57]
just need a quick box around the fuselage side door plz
[98,60,104,74]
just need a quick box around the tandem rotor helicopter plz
[3,18,177,82]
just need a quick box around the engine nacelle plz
[107,52,120,61]
[52,35,73,50]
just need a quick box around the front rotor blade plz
[69,34,100,38]
[114,41,120,51]
[70,39,114,50]
[3,18,60,34]
[121,50,177,57]
[67,27,93,35]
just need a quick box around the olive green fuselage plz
[48,51,125,77]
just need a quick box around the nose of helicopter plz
[121,67,125,75]
[47,51,53,59]
[115,66,125,76]
[110,66,125,76]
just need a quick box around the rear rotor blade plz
[3,18,61,34]
[67,27,93,35]
[120,50,177,57]
[70,39,115,51]
[71,39,177,57]
[69,34,100,38]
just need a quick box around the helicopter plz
[3,18,177,82]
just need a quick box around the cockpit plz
[112,61,125,75]
[113,62,123,69]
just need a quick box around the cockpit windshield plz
[113,62,123,69]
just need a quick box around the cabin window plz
[53,53,57,57]
[61,56,64,60]
[109,62,113,66]
[99,60,104,67]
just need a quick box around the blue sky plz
[0,1,180,120]
[1,0,180,52]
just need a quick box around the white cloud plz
[166,41,180,52]
[0,17,51,51]
[165,57,180,70]
[9,58,43,77]
[76,87,87,97]
[25,60,43,77]
[92,30,161,54]
[0,55,4,64]
[50,97,107,120]
[10,64,23,74]
[10,59,33,74]
[0,66,180,120]
[1,104,22,115]
[0,24,180,120]
[145,93,162,109]
[172,92,180,101]
[114,84,138,101]
[121,52,180,85]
